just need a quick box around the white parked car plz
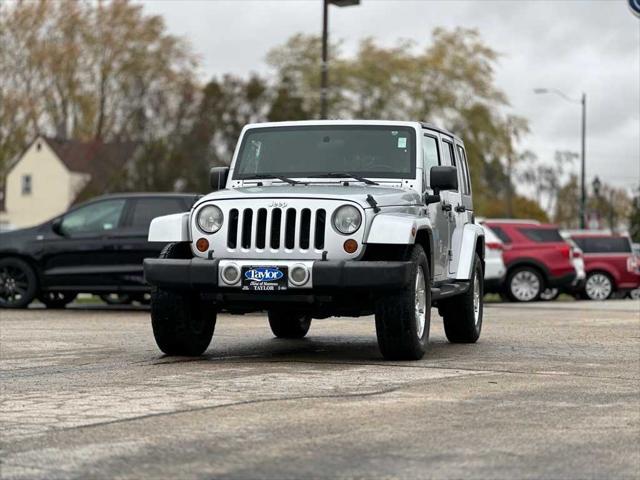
[478,222,506,294]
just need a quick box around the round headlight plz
[197,205,223,233]
[333,205,362,235]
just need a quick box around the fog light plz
[221,263,241,285]
[343,239,358,254]
[290,264,309,286]
[196,238,209,252]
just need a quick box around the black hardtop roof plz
[419,122,461,141]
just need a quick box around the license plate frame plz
[241,266,288,292]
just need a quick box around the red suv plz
[483,220,576,302]
[565,231,640,300]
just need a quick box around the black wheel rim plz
[0,266,30,306]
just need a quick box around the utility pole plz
[534,88,587,228]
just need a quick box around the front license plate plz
[241,266,288,291]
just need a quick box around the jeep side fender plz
[451,223,484,281]
[148,212,191,242]
[366,214,432,245]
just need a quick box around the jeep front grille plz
[227,207,326,251]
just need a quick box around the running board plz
[431,282,470,301]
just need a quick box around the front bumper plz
[144,258,413,292]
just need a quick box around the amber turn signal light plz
[343,239,358,254]
[196,238,209,252]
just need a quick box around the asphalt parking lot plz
[1,300,639,479]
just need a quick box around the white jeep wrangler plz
[144,120,485,360]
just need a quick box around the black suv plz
[0,193,198,308]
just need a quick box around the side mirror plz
[210,166,229,191]
[430,166,458,194]
[51,217,65,236]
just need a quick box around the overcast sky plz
[141,0,639,193]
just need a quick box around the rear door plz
[439,137,463,275]
[111,196,192,288]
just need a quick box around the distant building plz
[0,136,139,229]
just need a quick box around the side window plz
[21,174,32,195]
[456,145,471,195]
[61,199,126,236]
[422,135,440,186]
[130,198,186,231]
[489,225,511,244]
[441,140,456,167]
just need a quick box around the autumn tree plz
[0,0,197,176]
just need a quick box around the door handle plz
[455,205,466,213]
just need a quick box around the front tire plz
[150,243,216,356]
[506,266,543,302]
[268,311,311,338]
[0,257,38,309]
[374,244,430,361]
[440,254,483,343]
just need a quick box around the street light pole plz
[320,0,359,120]
[321,0,329,120]
[534,88,587,228]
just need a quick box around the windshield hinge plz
[366,194,381,213]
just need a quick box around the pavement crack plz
[43,386,403,436]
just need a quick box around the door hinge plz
[448,249,453,260]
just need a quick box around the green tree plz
[266,29,534,218]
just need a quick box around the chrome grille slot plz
[300,209,311,249]
[256,208,267,249]
[270,208,282,249]
[227,209,239,248]
[285,209,296,250]
[314,209,326,249]
[241,209,253,249]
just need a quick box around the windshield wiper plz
[242,174,305,186]
[317,173,378,185]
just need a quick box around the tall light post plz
[534,88,587,228]
[321,0,360,119]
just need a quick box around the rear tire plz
[374,244,430,361]
[39,292,76,309]
[268,311,311,338]
[583,271,613,301]
[440,254,483,343]
[150,243,216,356]
[506,266,543,302]
[0,257,38,309]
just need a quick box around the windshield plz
[233,125,416,180]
